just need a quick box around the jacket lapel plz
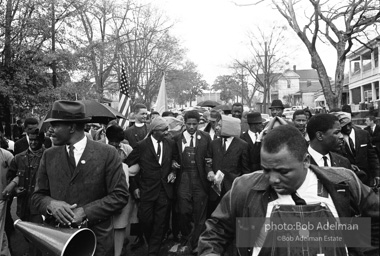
[71,140,94,181]
[177,133,183,162]
[224,137,235,155]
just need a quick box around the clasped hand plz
[47,200,86,226]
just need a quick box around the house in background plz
[269,66,324,108]
[347,36,380,113]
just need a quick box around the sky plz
[148,0,338,85]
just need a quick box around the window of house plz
[307,80,311,87]
[287,80,291,88]
[364,90,372,102]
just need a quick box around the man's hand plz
[72,207,86,225]
[133,189,140,200]
[167,172,176,183]
[1,182,17,200]
[47,200,77,226]
[172,160,180,169]
[207,171,215,182]
[205,158,212,166]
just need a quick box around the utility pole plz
[240,66,245,105]
[259,41,274,114]
[51,0,57,88]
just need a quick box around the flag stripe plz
[118,63,130,129]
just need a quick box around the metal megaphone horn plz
[14,219,96,256]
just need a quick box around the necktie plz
[69,145,76,168]
[291,192,306,205]
[190,135,194,147]
[348,137,356,156]
[213,133,217,140]
[156,141,161,160]
[223,138,227,153]
[255,132,258,142]
[322,155,329,167]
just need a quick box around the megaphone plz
[14,219,96,256]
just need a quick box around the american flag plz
[118,63,130,129]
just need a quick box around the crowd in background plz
[0,98,379,256]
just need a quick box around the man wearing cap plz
[32,100,129,256]
[207,115,250,216]
[125,116,176,255]
[332,111,380,186]
[200,110,221,140]
[240,112,265,172]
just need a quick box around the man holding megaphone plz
[32,100,129,256]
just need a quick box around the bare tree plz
[269,0,380,109]
[233,24,289,111]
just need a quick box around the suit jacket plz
[240,132,261,172]
[209,137,250,192]
[338,127,380,185]
[173,130,211,193]
[125,136,175,201]
[32,140,129,256]
[14,136,52,155]
[309,151,352,169]
[364,125,380,155]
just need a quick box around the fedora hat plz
[208,110,221,122]
[44,100,91,123]
[247,112,265,124]
[269,99,285,109]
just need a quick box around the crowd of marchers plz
[0,98,379,256]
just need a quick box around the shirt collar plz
[67,135,87,152]
[308,145,329,163]
[151,135,160,144]
[135,123,145,127]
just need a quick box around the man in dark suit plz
[332,111,380,186]
[14,117,52,155]
[364,115,380,159]
[125,116,176,256]
[208,115,250,216]
[307,114,357,170]
[0,120,11,139]
[32,100,129,256]
[172,110,212,253]
[240,112,265,172]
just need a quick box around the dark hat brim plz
[269,106,285,109]
[44,117,92,123]
[248,118,266,124]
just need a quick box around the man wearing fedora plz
[32,100,129,256]
[269,99,285,118]
[240,112,265,172]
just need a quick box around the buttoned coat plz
[32,140,129,256]
[173,130,212,193]
[364,125,380,156]
[125,136,175,201]
[208,137,250,192]
[240,132,261,172]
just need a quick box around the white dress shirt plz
[247,130,259,143]
[182,130,196,152]
[308,145,331,167]
[66,136,87,166]
[151,136,163,165]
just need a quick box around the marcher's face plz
[341,123,352,135]
[185,118,198,135]
[305,112,311,120]
[25,124,38,134]
[261,146,308,195]
[271,108,283,117]
[365,118,372,127]
[293,114,307,132]
[214,120,222,136]
[232,106,243,119]
[210,120,217,130]
[321,121,343,152]
[50,122,73,146]
[153,127,169,141]
[28,134,43,151]
[250,123,263,133]
[135,108,148,123]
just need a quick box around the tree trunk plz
[4,0,13,67]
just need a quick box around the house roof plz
[295,69,320,80]
[347,36,380,59]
